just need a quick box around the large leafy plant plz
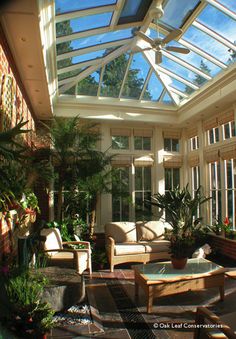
[149,185,211,258]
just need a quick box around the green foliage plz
[148,185,211,258]
[21,189,40,213]
[32,302,55,333]
[92,249,107,265]
[185,60,211,95]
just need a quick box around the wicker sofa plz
[105,221,171,272]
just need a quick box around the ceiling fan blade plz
[155,51,162,64]
[166,46,190,54]
[135,31,154,45]
[162,29,182,44]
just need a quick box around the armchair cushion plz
[136,221,168,241]
[105,222,137,243]
[41,228,63,256]
[140,240,170,253]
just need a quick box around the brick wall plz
[0,29,36,260]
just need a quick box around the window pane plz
[135,167,142,190]
[143,137,151,150]
[56,13,112,37]
[173,168,180,188]
[198,4,236,44]
[120,0,142,17]
[100,53,129,97]
[112,136,129,149]
[164,138,171,151]
[227,160,233,188]
[122,53,150,99]
[224,123,230,139]
[217,0,236,14]
[55,0,117,15]
[144,167,151,190]
[76,70,100,96]
[143,72,164,101]
[172,139,179,152]
[134,136,142,150]
[165,168,172,191]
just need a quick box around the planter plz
[209,234,236,260]
[171,257,188,269]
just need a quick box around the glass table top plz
[133,258,224,281]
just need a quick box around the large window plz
[112,167,130,221]
[224,159,236,228]
[208,127,219,145]
[164,138,179,152]
[222,121,236,140]
[135,166,152,220]
[209,162,221,224]
[190,136,199,151]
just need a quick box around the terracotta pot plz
[171,257,187,269]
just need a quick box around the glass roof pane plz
[57,49,114,69]
[161,91,174,104]
[55,0,117,15]
[76,69,101,96]
[58,67,87,81]
[121,53,150,99]
[216,0,236,13]
[159,73,193,95]
[56,13,113,37]
[161,56,208,87]
[143,72,164,101]
[61,85,76,95]
[160,0,200,29]
[120,0,142,17]
[197,4,236,44]
[56,28,134,55]
[183,25,233,64]
[166,41,222,77]
[100,53,130,97]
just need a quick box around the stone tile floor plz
[50,256,236,339]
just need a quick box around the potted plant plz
[148,185,211,269]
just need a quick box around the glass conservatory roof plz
[55,0,236,107]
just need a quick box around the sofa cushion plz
[136,221,170,241]
[114,243,146,256]
[105,222,137,243]
[140,240,170,253]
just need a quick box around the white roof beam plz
[179,38,227,69]
[56,38,132,61]
[55,5,116,23]
[161,50,212,80]
[193,20,236,51]
[158,67,199,90]
[118,54,133,98]
[204,0,236,21]
[110,0,126,27]
[56,22,142,44]
[180,1,207,34]
[143,50,178,106]
[168,87,189,99]
[97,66,105,97]
[59,43,132,93]
[58,59,99,76]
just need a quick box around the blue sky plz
[55,0,117,14]
[143,73,163,101]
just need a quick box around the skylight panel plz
[120,0,142,17]
[183,26,233,64]
[160,0,200,29]
[56,28,134,55]
[216,0,236,13]
[57,49,110,69]
[76,69,101,96]
[58,68,87,81]
[197,4,236,44]
[118,0,152,24]
[163,75,194,95]
[55,0,117,15]
[166,41,222,77]
[161,56,208,87]
[61,85,76,95]
[121,53,150,99]
[100,53,130,97]
[56,13,113,37]
[142,72,164,101]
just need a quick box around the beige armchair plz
[40,228,92,276]
[194,307,236,339]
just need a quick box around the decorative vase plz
[171,257,187,269]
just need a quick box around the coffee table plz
[133,258,225,313]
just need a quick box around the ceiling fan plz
[135,28,190,64]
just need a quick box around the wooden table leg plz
[147,286,153,314]
[219,284,224,301]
